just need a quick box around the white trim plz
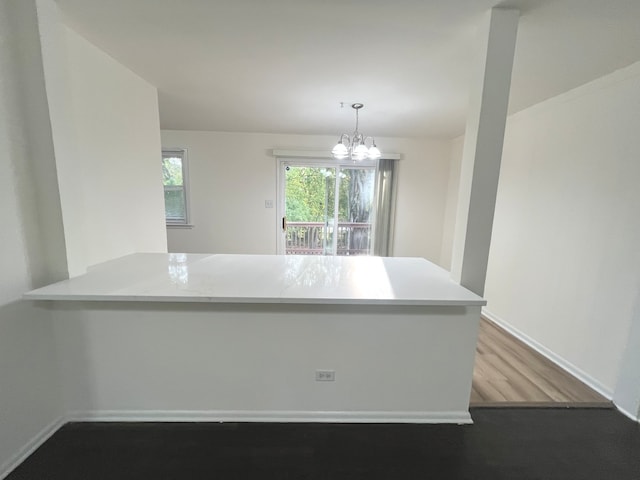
[67,409,472,425]
[272,149,401,160]
[166,223,195,229]
[162,147,191,225]
[481,308,614,399]
[275,158,284,254]
[615,404,640,423]
[0,416,66,480]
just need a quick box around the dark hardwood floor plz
[7,409,640,480]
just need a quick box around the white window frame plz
[162,148,192,228]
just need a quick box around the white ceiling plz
[55,0,640,138]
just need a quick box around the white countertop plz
[23,253,486,306]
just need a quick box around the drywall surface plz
[160,131,450,264]
[393,137,451,262]
[0,0,63,475]
[35,0,167,276]
[52,302,480,423]
[449,7,519,296]
[484,60,640,394]
[65,27,167,267]
[4,0,68,285]
[35,0,87,277]
[440,136,464,271]
[613,296,640,420]
[1,1,171,472]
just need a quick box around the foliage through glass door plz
[283,164,375,255]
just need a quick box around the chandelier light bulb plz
[368,144,381,160]
[332,142,348,159]
[353,143,369,161]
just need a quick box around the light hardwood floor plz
[471,318,610,406]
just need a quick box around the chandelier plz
[331,103,381,161]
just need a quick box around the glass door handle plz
[282,217,287,232]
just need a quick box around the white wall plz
[35,0,167,276]
[52,302,480,423]
[483,61,640,400]
[36,0,87,277]
[64,27,167,267]
[440,136,464,270]
[614,297,640,419]
[0,0,175,473]
[393,137,451,261]
[161,131,451,264]
[0,0,64,475]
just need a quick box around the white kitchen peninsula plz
[25,253,485,424]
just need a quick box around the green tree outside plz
[285,167,363,222]
[284,165,375,254]
[162,157,183,186]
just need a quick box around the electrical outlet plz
[265,199,274,208]
[315,370,335,382]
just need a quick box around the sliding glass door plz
[279,160,376,256]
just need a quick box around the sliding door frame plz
[276,157,378,255]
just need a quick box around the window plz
[162,149,190,225]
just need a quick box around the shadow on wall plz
[49,302,96,416]
[0,300,64,473]
[1,0,69,287]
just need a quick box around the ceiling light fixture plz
[331,103,381,161]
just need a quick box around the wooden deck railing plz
[285,222,372,255]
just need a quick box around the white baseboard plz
[0,416,66,480]
[615,404,640,423]
[67,409,473,425]
[481,308,614,400]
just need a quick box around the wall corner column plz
[450,7,520,296]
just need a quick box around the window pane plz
[338,168,375,256]
[162,156,183,186]
[285,166,334,222]
[162,150,188,224]
[339,168,375,223]
[284,166,336,255]
[164,187,186,221]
